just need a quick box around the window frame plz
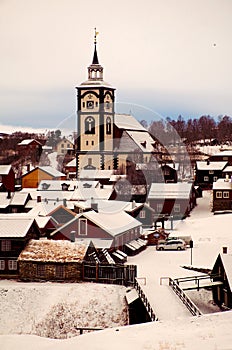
[0,260,5,270]
[8,260,17,270]
[1,240,11,252]
[216,191,222,198]
[223,191,229,198]
[78,218,87,236]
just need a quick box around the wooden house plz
[210,150,232,166]
[148,182,196,219]
[17,139,42,162]
[0,192,32,213]
[56,138,74,156]
[195,160,228,188]
[18,239,97,282]
[50,209,142,252]
[0,216,40,276]
[21,166,66,188]
[211,253,232,309]
[160,163,178,183]
[212,178,232,212]
[0,165,15,192]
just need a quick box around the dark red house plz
[0,165,15,192]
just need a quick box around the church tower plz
[76,29,115,174]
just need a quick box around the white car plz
[156,239,186,251]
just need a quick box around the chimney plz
[63,198,67,207]
[70,231,76,243]
[132,200,136,210]
[27,164,30,172]
[206,159,210,165]
[222,247,228,254]
[37,195,41,203]
[7,190,11,199]
[225,174,229,182]
[91,197,98,212]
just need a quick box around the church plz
[75,30,160,178]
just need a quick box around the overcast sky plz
[1,0,232,131]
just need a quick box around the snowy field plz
[1,190,232,349]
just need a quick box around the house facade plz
[0,216,40,276]
[56,138,74,156]
[195,161,227,188]
[211,253,232,309]
[212,178,232,212]
[0,165,15,192]
[18,239,97,282]
[21,166,66,188]
[148,182,196,219]
[50,210,142,251]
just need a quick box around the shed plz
[211,253,232,309]
[18,239,97,282]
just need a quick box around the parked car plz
[156,239,186,251]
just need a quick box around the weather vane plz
[94,27,99,45]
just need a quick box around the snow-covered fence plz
[134,279,157,322]
[169,278,202,316]
[82,263,137,286]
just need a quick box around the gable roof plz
[0,216,36,238]
[18,239,90,263]
[213,178,232,190]
[114,114,147,132]
[196,161,227,171]
[214,254,232,290]
[18,139,42,146]
[22,166,65,179]
[0,165,12,175]
[0,192,31,209]
[148,182,193,200]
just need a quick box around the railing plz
[134,279,158,322]
[74,327,103,335]
[174,274,222,291]
[169,278,202,316]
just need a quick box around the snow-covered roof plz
[82,210,141,236]
[213,178,232,190]
[223,166,232,173]
[79,169,113,179]
[0,216,35,238]
[114,114,147,131]
[196,161,227,171]
[125,130,155,153]
[211,150,232,157]
[66,158,76,167]
[71,186,113,201]
[18,239,90,263]
[38,166,65,178]
[0,165,11,175]
[18,139,41,146]
[38,180,79,191]
[220,253,232,290]
[148,182,193,199]
[10,192,30,206]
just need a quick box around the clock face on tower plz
[87,100,94,109]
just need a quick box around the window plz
[8,260,17,270]
[106,117,111,134]
[209,170,214,174]
[91,141,94,146]
[86,141,89,146]
[213,176,218,182]
[223,191,229,198]
[88,158,92,166]
[82,102,85,108]
[0,260,5,270]
[204,176,209,182]
[139,210,146,219]
[174,204,180,213]
[78,218,87,235]
[61,144,64,148]
[157,204,163,213]
[85,117,95,134]
[56,265,65,279]
[1,240,11,251]
[216,191,222,198]
[105,101,110,109]
[96,102,98,107]
[37,264,45,277]
[223,157,228,161]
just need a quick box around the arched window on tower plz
[106,117,111,135]
[85,117,95,134]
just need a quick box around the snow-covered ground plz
[1,190,232,349]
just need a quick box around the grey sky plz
[1,0,232,130]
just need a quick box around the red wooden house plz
[0,165,15,192]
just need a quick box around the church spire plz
[92,28,99,64]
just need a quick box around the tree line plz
[141,115,232,145]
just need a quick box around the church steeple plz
[87,28,103,81]
[92,28,99,64]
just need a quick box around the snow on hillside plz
[0,281,127,339]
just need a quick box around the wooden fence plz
[82,263,137,286]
